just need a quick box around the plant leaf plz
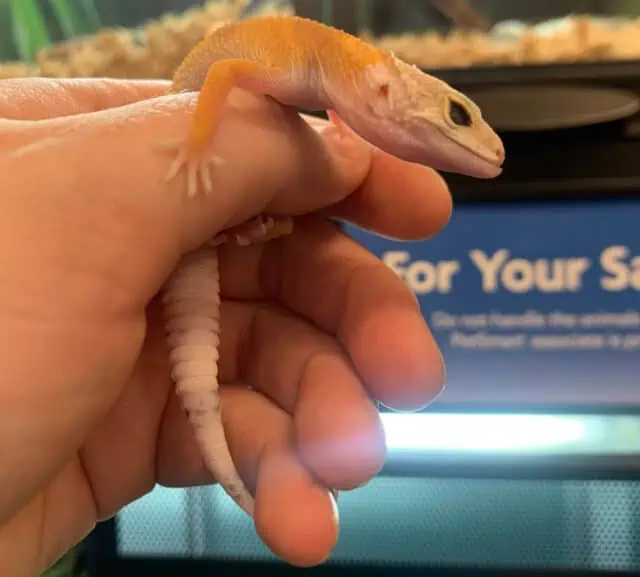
[10,0,51,61]
[41,547,77,577]
[48,0,82,38]
[48,0,102,38]
[0,0,19,60]
[79,0,101,30]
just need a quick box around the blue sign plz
[345,199,640,409]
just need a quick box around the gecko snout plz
[487,135,506,165]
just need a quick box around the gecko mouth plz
[436,134,504,179]
[436,155,502,179]
[459,152,503,179]
[398,119,505,180]
[424,138,504,180]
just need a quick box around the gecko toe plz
[187,162,198,198]
[161,139,225,196]
[201,163,214,194]
[165,149,187,183]
[200,155,225,195]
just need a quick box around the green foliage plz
[320,0,333,25]
[41,547,79,577]
[1,0,102,62]
[612,0,640,16]
[9,0,50,60]
[49,0,100,39]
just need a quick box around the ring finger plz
[218,301,386,490]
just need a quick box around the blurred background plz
[2,2,640,577]
[6,0,640,76]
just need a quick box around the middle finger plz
[219,220,445,412]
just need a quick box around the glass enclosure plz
[3,1,640,80]
[117,476,640,571]
[114,411,640,571]
[345,0,640,70]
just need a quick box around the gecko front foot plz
[157,138,225,198]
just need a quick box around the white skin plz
[0,77,452,575]
[325,57,505,178]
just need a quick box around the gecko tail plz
[183,390,256,516]
[163,246,255,517]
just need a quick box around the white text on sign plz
[382,245,640,294]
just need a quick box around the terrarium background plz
[5,1,640,576]
[6,0,640,81]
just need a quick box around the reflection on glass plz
[382,412,640,455]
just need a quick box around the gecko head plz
[336,55,505,179]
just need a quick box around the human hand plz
[0,77,451,575]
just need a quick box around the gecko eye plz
[448,99,472,127]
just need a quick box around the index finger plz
[303,113,453,241]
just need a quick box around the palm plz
[0,78,455,572]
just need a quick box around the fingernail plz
[436,350,447,397]
[329,489,340,526]
[376,349,447,413]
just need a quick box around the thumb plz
[0,77,171,120]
